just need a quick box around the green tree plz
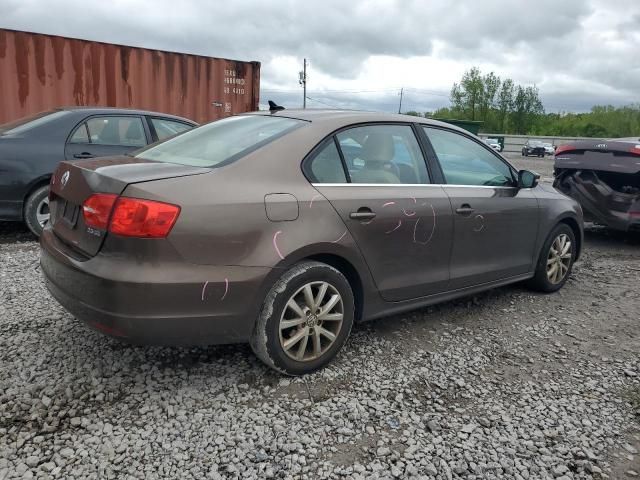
[496,78,514,132]
[451,67,484,120]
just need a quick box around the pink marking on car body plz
[382,201,395,208]
[221,278,229,301]
[331,230,348,243]
[273,230,285,259]
[411,197,417,204]
[413,204,437,245]
[201,281,209,301]
[385,219,402,234]
[402,209,416,217]
[309,194,322,208]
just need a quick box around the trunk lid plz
[555,140,640,175]
[49,156,209,257]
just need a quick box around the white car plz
[542,143,555,156]
[485,138,502,152]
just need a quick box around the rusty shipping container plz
[0,29,260,124]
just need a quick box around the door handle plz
[349,208,376,220]
[455,204,475,215]
[73,152,95,159]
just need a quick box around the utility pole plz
[299,58,307,109]
[398,87,404,114]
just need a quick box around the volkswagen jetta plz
[40,109,583,375]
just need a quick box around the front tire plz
[250,261,355,375]
[24,185,50,237]
[527,224,576,292]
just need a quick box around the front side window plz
[424,127,515,187]
[86,116,146,147]
[305,140,347,183]
[137,115,303,168]
[336,125,429,184]
[151,118,193,141]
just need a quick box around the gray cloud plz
[1,0,638,112]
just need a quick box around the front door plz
[423,126,539,289]
[65,115,149,161]
[307,124,454,301]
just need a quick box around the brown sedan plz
[40,110,583,375]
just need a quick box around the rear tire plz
[250,261,354,375]
[527,224,576,293]
[24,185,50,237]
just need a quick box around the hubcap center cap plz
[306,313,318,327]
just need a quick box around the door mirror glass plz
[518,170,539,188]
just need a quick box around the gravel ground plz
[1,213,639,479]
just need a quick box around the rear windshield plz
[136,115,304,167]
[0,110,70,135]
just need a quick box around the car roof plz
[246,109,473,135]
[56,106,197,125]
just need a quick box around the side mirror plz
[518,170,540,188]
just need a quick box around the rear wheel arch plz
[23,176,52,206]
[304,253,364,323]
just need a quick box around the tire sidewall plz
[251,262,354,376]
[24,185,50,237]
[534,224,576,292]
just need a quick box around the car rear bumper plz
[40,227,273,345]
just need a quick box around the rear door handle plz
[73,152,95,159]
[455,204,475,215]
[349,208,376,220]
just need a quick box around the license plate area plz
[61,201,80,228]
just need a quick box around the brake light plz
[82,194,118,229]
[555,145,574,155]
[109,197,180,238]
[630,211,640,219]
[629,145,640,156]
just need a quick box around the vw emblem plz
[61,170,70,188]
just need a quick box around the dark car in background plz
[0,107,196,236]
[522,140,546,157]
[554,140,640,231]
[40,109,583,375]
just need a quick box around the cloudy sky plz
[2,0,639,113]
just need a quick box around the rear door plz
[64,115,149,161]
[308,124,454,301]
[423,126,539,289]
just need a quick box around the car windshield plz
[543,143,552,147]
[530,141,543,146]
[0,110,70,135]
[487,139,498,144]
[136,115,304,167]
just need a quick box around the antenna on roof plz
[268,100,285,112]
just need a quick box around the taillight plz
[630,211,640,219]
[109,197,180,238]
[82,193,118,229]
[555,144,574,155]
[629,145,640,156]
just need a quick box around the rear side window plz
[69,123,90,143]
[305,141,347,183]
[86,117,146,147]
[136,115,304,167]
[151,118,193,141]
[336,124,430,184]
[424,127,515,187]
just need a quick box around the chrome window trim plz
[312,183,517,189]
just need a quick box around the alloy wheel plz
[36,197,50,227]
[546,233,572,284]
[279,281,344,362]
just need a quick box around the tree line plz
[405,67,640,138]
